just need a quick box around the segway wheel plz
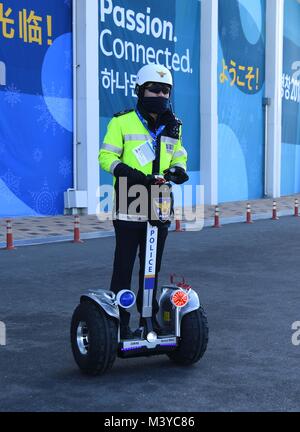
[70,300,118,375]
[168,306,208,366]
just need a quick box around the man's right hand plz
[145,175,166,186]
[113,163,167,187]
[114,162,150,186]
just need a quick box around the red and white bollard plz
[246,203,253,224]
[73,215,84,243]
[174,207,182,232]
[272,200,279,220]
[213,206,221,228]
[175,218,182,232]
[294,198,299,217]
[5,219,16,250]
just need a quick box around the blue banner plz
[99,0,200,190]
[218,0,266,202]
[0,0,73,217]
[281,0,300,195]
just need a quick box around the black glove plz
[163,166,189,185]
[160,110,182,139]
[114,163,166,187]
[144,174,161,187]
[113,162,150,186]
[146,176,166,187]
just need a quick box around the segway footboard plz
[118,336,178,358]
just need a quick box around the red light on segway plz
[171,290,189,307]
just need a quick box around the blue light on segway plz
[118,290,135,308]
[120,292,134,307]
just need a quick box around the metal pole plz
[175,306,180,337]
[72,0,78,191]
[263,97,271,197]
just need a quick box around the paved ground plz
[0,194,299,247]
[0,216,300,412]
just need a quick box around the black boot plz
[152,317,169,336]
[120,324,134,340]
[138,316,169,336]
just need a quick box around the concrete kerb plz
[0,230,115,249]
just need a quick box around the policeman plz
[99,63,189,339]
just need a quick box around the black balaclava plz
[140,96,170,115]
[137,83,171,115]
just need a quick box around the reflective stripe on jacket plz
[98,110,187,177]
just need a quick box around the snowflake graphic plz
[4,83,21,107]
[30,180,58,215]
[33,148,43,163]
[64,49,71,72]
[0,169,21,201]
[64,0,71,8]
[229,19,239,40]
[35,83,66,136]
[35,96,58,136]
[59,158,72,178]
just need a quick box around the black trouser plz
[110,220,169,326]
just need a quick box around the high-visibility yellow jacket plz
[99,110,187,179]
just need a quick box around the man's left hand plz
[160,110,182,139]
[164,166,189,184]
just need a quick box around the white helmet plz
[135,63,173,96]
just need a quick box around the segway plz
[70,182,209,375]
